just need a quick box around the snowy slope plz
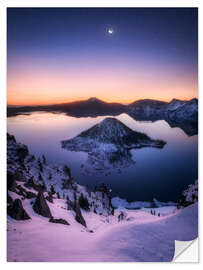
[94,203,198,262]
[7,203,197,262]
[7,133,113,217]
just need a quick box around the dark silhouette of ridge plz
[7,97,198,136]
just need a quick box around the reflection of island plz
[61,118,166,174]
[8,97,198,136]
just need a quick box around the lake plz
[7,112,198,202]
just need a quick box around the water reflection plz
[7,112,198,202]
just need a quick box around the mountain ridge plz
[7,97,198,136]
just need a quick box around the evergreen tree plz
[63,165,71,178]
[41,181,47,192]
[50,185,56,195]
[47,191,53,203]
[57,192,60,199]
[38,158,43,172]
[78,193,90,211]
[38,172,43,182]
[42,155,46,165]
[73,191,77,202]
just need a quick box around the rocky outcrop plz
[167,98,198,123]
[49,217,70,226]
[33,190,52,218]
[8,199,30,220]
[74,202,87,227]
[7,172,17,192]
[178,181,198,208]
[128,98,198,136]
[7,133,115,226]
[7,133,29,163]
[7,192,13,205]
[66,199,86,227]
[128,98,198,123]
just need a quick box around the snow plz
[7,134,114,217]
[93,203,197,262]
[7,201,197,262]
[112,197,177,210]
[182,180,198,203]
[112,197,151,209]
[141,206,177,216]
[7,133,198,262]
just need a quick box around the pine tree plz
[63,165,71,178]
[78,193,90,211]
[42,155,46,165]
[41,181,47,192]
[47,191,53,203]
[73,191,77,202]
[50,185,56,195]
[38,158,43,172]
[38,172,43,182]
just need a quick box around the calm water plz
[7,112,198,202]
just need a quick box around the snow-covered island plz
[7,133,198,262]
[61,117,166,174]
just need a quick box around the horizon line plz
[7,96,198,107]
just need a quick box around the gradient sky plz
[7,8,198,105]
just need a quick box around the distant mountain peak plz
[169,98,185,104]
[87,97,103,103]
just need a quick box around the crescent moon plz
[108,28,113,35]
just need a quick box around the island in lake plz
[62,117,166,174]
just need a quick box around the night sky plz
[7,8,198,105]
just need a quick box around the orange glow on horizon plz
[7,94,198,107]
[7,65,198,106]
